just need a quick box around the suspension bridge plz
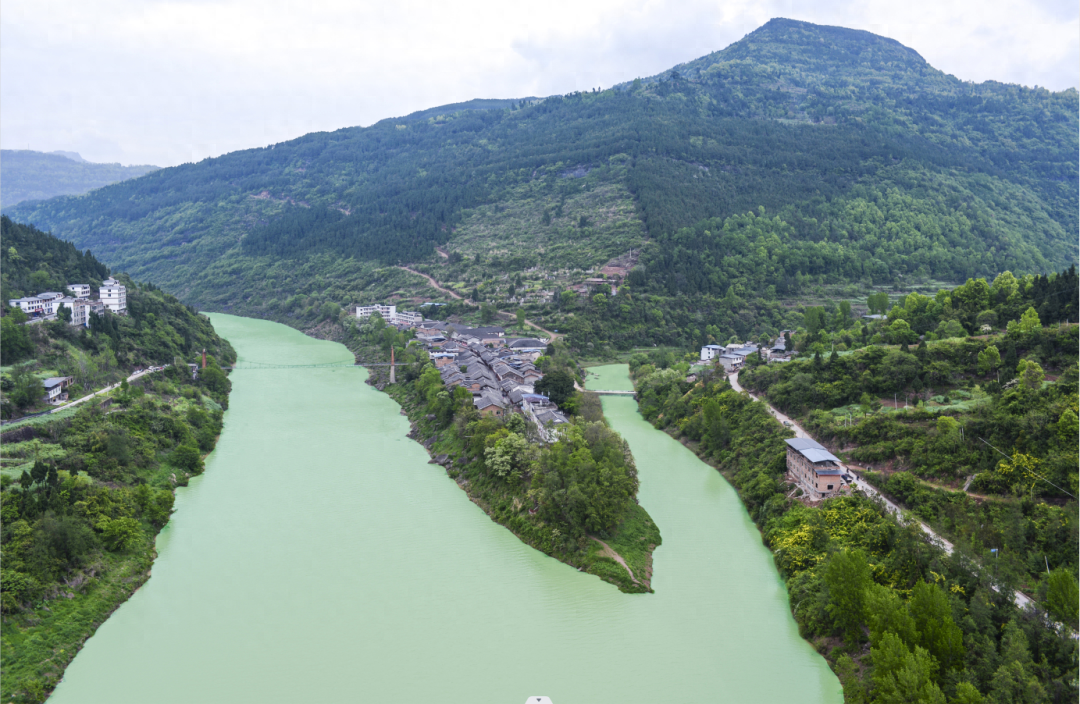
[220,362,409,370]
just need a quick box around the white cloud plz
[1,0,1075,167]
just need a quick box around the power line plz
[977,437,1076,499]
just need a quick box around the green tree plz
[1044,569,1079,628]
[480,303,496,324]
[870,632,945,704]
[867,292,890,315]
[977,345,1001,376]
[823,548,870,643]
[1015,359,1044,390]
[535,369,576,406]
[9,365,44,409]
[97,516,144,551]
[515,308,526,329]
[864,584,918,649]
[909,580,964,674]
[484,432,535,482]
[950,682,984,704]
[0,307,33,364]
[1006,307,1040,335]
[170,444,205,474]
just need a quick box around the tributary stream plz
[49,315,840,703]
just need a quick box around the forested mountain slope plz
[4,18,1076,327]
[0,151,159,209]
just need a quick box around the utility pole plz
[202,349,206,369]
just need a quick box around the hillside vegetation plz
[0,224,235,703]
[0,151,158,209]
[3,19,1076,347]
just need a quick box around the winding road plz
[727,370,1035,611]
[395,265,562,339]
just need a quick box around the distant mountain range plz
[3,18,1076,329]
[0,150,158,208]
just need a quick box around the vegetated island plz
[627,271,1078,703]
[347,311,660,594]
[0,218,236,703]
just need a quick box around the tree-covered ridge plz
[3,19,1075,319]
[1,216,109,303]
[0,151,159,209]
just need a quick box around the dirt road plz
[396,266,560,339]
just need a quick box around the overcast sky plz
[2,0,1077,167]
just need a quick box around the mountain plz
[4,18,1076,344]
[0,150,159,208]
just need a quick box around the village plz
[7,278,128,406]
[355,303,570,441]
[8,277,126,325]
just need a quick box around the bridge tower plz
[389,348,396,384]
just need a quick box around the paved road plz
[50,366,165,414]
[727,370,1035,611]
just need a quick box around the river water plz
[48,316,840,703]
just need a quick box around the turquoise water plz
[48,317,840,703]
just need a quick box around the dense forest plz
[1,216,109,304]
[4,19,1075,334]
[631,362,1077,703]
[0,151,158,209]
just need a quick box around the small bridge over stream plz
[588,390,636,396]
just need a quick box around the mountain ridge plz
[3,18,1076,345]
[0,149,159,209]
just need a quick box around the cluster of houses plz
[699,332,795,370]
[8,278,127,326]
[402,316,566,440]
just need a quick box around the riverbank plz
[0,362,233,704]
[628,363,1078,702]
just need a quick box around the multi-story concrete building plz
[784,438,851,500]
[8,296,45,316]
[356,304,422,327]
[66,284,92,299]
[100,277,127,313]
[69,298,93,327]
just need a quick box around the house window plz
[827,484,834,490]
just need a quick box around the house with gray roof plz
[784,438,851,500]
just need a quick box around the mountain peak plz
[648,17,932,85]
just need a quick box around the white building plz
[100,277,127,313]
[357,304,398,319]
[36,292,64,316]
[66,284,92,299]
[700,344,724,361]
[42,376,74,404]
[356,304,422,327]
[8,296,45,316]
[68,298,93,327]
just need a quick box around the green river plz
[49,315,840,703]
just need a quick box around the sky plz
[2,0,1077,167]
